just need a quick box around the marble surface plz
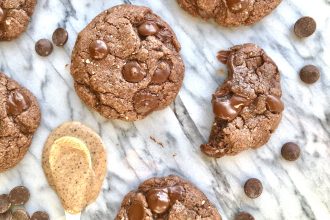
[1,0,330,219]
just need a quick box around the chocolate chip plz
[266,95,284,113]
[0,211,12,220]
[299,65,320,84]
[0,7,5,22]
[217,50,230,64]
[12,209,29,220]
[213,95,249,120]
[6,90,30,116]
[294,16,316,38]
[226,0,249,13]
[52,28,68,46]
[0,195,11,214]
[244,178,263,199]
[138,21,159,37]
[281,142,300,161]
[235,211,255,220]
[151,62,171,84]
[122,61,145,83]
[9,186,30,206]
[127,202,145,220]
[133,91,160,115]
[146,188,170,214]
[35,39,53,57]
[30,211,49,220]
[168,185,185,205]
[89,40,108,60]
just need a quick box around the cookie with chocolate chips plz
[0,0,37,40]
[201,44,284,158]
[71,4,184,121]
[177,0,282,27]
[0,72,41,172]
[115,175,221,220]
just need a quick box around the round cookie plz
[71,4,185,121]
[0,0,37,40]
[115,175,222,220]
[201,44,284,158]
[0,72,41,172]
[42,122,107,207]
[177,0,282,27]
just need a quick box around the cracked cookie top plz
[202,44,284,158]
[177,0,282,27]
[70,4,185,121]
[115,175,222,220]
[0,72,41,172]
[0,0,37,40]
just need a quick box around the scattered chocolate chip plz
[235,211,255,220]
[299,65,320,84]
[294,16,316,38]
[0,211,12,220]
[266,95,284,113]
[30,211,49,220]
[52,28,68,46]
[0,195,11,214]
[89,40,108,60]
[6,90,30,116]
[133,91,160,115]
[244,178,263,199]
[0,7,5,22]
[127,202,145,220]
[138,21,159,37]
[12,209,29,220]
[146,188,170,214]
[217,50,230,64]
[35,39,53,57]
[9,186,30,206]
[281,142,301,161]
[122,61,145,83]
[226,0,249,13]
[151,62,171,84]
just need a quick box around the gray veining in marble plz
[0,0,330,219]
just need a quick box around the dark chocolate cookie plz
[0,72,41,172]
[177,0,282,27]
[201,44,284,158]
[0,0,37,40]
[71,4,184,121]
[115,175,221,220]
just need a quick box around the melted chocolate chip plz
[226,0,249,13]
[127,202,145,220]
[299,65,320,84]
[151,62,171,84]
[235,211,255,220]
[0,194,11,214]
[266,95,284,113]
[244,178,263,199]
[7,90,30,116]
[9,186,30,206]
[52,28,68,46]
[168,185,185,205]
[281,142,300,161]
[138,21,159,37]
[35,39,53,57]
[217,50,230,64]
[133,91,160,115]
[122,61,145,83]
[89,40,108,60]
[294,16,316,38]
[30,211,49,220]
[0,7,5,22]
[146,189,170,214]
[213,95,249,120]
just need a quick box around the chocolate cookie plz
[0,0,37,40]
[201,44,283,158]
[177,0,282,27]
[116,175,221,220]
[0,72,41,172]
[71,4,184,121]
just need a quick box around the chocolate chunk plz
[151,62,171,84]
[168,185,185,204]
[89,40,108,60]
[0,7,5,22]
[6,90,30,116]
[35,39,53,57]
[30,211,49,220]
[146,188,170,214]
[52,28,68,46]
[235,211,255,220]
[133,91,160,115]
[226,0,249,13]
[213,95,249,120]
[8,186,30,206]
[12,209,29,220]
[127,202,145,220]
[0,211,12,220]
[281,142,300,161]
[138,21,159,37]
[294,16,316,38]
[122,61,145,83]
[0,195,11,214]
[244,178,263,199]
[299,65,320,84]
[266,95,284,113]
[217,50,230,64]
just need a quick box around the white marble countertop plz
[1,0,330,219]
